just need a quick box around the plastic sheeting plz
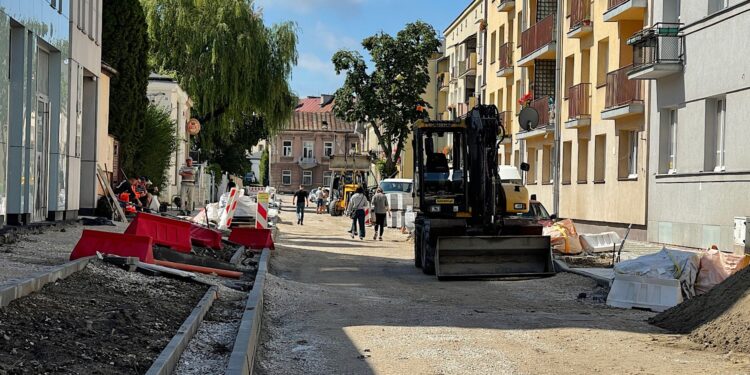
[543,219,583,255]
[695,250,750,295]
[614,248,701,298]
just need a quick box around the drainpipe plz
[552,0,564,217]
[482,0,488,104]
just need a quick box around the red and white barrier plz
[256,192,269,229]
[218,188,239,230]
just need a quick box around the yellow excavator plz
[327,154,370,216]
[413,105,555,279]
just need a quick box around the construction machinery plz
[413,105,555,279]
[327,154,371,216]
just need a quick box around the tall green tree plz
[142,0,298,171]
[137,104,177,190]
[102,0,150,177]
[332,21,440,177]
[259,147,269,186]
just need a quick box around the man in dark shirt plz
[292,185,309,225]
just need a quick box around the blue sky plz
[255,0,462,98]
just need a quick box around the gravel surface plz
[0,261,207,374]
[256,204,750,374]
[0,221,126,287]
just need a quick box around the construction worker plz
[179,157,196,215]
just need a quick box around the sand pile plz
[650,264,750,352]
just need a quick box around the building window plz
[578,139,588,183]
[594,135,606,183]
[282,140,292,157]
[709,0,728,14]
[303,141,314,158]
[667,109,677,174]
[513,150,520,168]
[714,98,726,171]
[542,145,552,184]
[562,141,572,184]
[526,147,537,184]
[282,170,292,185]
[350,142,358,154]
[490,31,497,64]
[302,171,313,186]
[618,131,639,179]
[258,144,265,152]
[597,39,609,87]
[324,142,333,157]
[323,171,332,187]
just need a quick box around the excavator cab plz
[413,105,555,279]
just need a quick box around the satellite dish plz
[518,107,539,131]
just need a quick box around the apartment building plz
[643,0,750,250]
[1,0,105,224]
[444,0,485,119]
[269,96,358,192]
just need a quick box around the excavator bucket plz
[435,236,555,278]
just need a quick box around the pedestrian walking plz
[346,187,369,240]
[178,157,196,215]
[371,188,390,241]
[316,186,326,214]
[292,185,309,225]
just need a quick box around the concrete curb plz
[0,256,93,307]
[146,285,219,375]
[554,260,613,287]
[225,248,271,375]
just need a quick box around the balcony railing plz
[498,0,515,12]
[608,0,630,10]
[628,23,684,71]
[570,0,592,31]
[530,96,551,127]
[437,72,450,90]
[521,14,556,58]
[498,42,513,70]
[298,157,318,169]
[459,52,478,76]
[567,83,591,120]
[605,65,643,108]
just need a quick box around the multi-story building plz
[643,0,750,251]
[269,96,358,192]
[1,0,105,224]
[444,0,485,119]
[147,73,193,205]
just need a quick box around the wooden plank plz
[97,165,128,223]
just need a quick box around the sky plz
[254,0,462,98]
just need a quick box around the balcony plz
[496,42,514,77]
[438,71,450,92]
[602,65,644,120]
[627,23,684,80]
[565,83,591,128]
[459,52,478,77]
[457,96,478,118]
[604,0,647,22]
[517,97,553,140]
[298,157,318,169]
[567,0,593,39]
[497,0,515,12]
[519,14,556,67]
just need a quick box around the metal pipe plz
[552,0,563,217]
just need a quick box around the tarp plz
[695,250,750,294]
[614,248,701,298]
[543,219,583,255]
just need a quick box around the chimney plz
[320,94,334,107]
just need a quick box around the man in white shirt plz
[179,157,196,215]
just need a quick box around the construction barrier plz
[70,230,154,263]
[229,227,275,251]
[256,192,269,229]
[218,188,240,231]
[125,212,192,253]
[190,224,223,250]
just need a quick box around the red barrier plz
[228,228,275,250]
[70,230,154,263]
[190,224,223,250]
[125,213,192,253]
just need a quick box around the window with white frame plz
[281,170,292,185]
[709,0,728,15]
[302,171,313,186]
[324,142,333,157]
[628,131,639,178]
[714,98,726,171]
[668,109,677,174]
[303,141,314,158]
[618,131,638,179]
[282,140,292,157]
[323,171,332,187]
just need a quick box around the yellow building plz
[444,0,485,119]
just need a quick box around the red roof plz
[286,112,355,132]
[296,96,335,113]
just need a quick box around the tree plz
[196,115,268,177]
[259,147,269,186]
[136,104,177,190]
[102,0,150,177]
[332,21,440,177]
[142,0,298,168]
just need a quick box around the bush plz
[135,104,177,190]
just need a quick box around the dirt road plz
[257,205,750,374]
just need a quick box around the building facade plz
[147,73,193,205]
[1,0,105,224]
[444,0,485,119]
[644,0,750,251]
[269,96,358,192]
